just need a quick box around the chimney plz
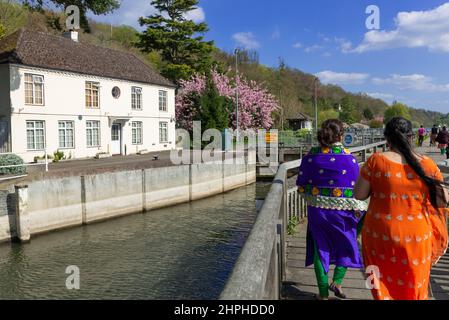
[63,30,79,42]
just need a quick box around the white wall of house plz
[7,64,176,162]
[302,120,313,130]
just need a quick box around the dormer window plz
[25,74,44,105]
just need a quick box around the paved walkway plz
[416,145,446,164]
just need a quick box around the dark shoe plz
[329,283,347,299]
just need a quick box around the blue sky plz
[89,0,449,114]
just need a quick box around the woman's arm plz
[354,176,371,201]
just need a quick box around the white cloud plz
[116,0,158,29]
[272,27,281,40]
[98,1,205,29]
[335,37,353,53]
[184,7,206,23]
[367,92,395,102]
[315,70,370,85]
[232,32,260,50]
[304,44,324,53]
[354,3,449,53]
[372,74,449,92]
[292,42,302,49]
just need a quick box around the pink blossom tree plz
[176,69,279,131]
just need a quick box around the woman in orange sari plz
[355,117,448,300]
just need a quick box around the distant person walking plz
[430,125,439,147]
[354,117,449,300]
[297,119,367,300]
[436,126,449,155]
[418,125,426,147]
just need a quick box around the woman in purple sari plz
[296,119,367,299]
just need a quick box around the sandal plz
[315,294,329,300]
[329,283,347,299]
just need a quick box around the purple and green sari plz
[296,143,367,273]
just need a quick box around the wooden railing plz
[220,140,387,300]
[287,187,308,221]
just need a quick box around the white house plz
[287,112,313,131]
[0,29,176,163]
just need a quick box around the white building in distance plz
[0,29,176,163]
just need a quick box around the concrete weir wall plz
[0,155,256,243]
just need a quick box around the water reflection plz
[0,183,262,300]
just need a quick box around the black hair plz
[384,117,446,209]
[317,119,344,147]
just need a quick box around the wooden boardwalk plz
[282,221,449,300]
[282,222,373,300]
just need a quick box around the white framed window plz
[132,122,143,145]
[159,122,168,143]
[132,87,142,110]
[159,90,167,112]
[58,121,75,149]
[85,82,100,108]
[86,121,100,147]
[26,121,45,150]
[25,74,44,105]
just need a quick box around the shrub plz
[369,119,383,129]
[0,154,26,175]
[287,216,300,236]
[53,150,65,163]
[34,154,53,162]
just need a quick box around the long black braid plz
[384,117,448,209]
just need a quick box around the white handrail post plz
[45,147,49,172]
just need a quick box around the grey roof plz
[287,112,313,121]
[0,29,175,88]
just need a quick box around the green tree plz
[384,102,412,124]
[0,23,4,39]
[339,96,357,124]
[363,108,374,120]
[137,0,214,83]
[22,0,120,31]
[318,109,339,126]
[0,0,27,35]
[196,78,231,132]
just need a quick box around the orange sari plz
[361,153,448,300]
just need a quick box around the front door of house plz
[111,123,121,155]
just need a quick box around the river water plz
[0,183,268,300]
